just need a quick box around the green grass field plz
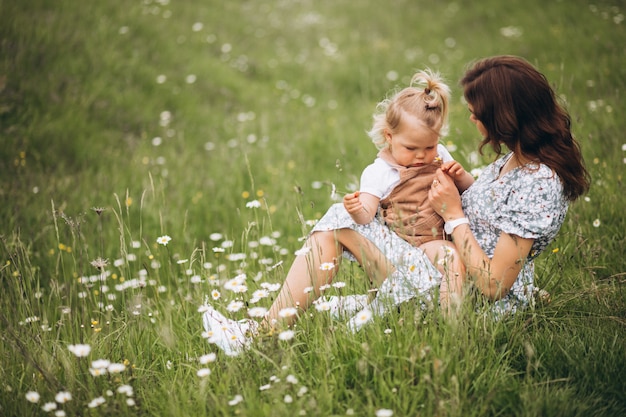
[1,0,625,415]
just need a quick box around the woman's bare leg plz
[265,229,394,327]
[419,240,465,314]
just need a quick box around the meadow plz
[1,0,625,415]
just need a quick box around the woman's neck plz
[500,152,537,177]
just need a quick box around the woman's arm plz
[446,223,533,299]
[428,169,533,300]
[343,191,380,225]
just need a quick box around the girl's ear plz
[384,129,393,143]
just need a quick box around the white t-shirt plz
[359,144,453,199]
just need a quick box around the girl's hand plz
[343,191,363,214]
[343,191,379,224]
[441,161,465,178]
[441,161,475,193]
[428,169,464,221]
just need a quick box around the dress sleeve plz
[497,169,567,241]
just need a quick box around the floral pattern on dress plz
[462,153,569,314]
[311,204,441,300]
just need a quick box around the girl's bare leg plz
[419,240,465,314]
[265,229,394,327]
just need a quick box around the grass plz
[1,0,625,415]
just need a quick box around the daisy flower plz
[224,274,247,291]
[251,289,270,300]
[25,391,40,403]
[294,247,311,256]
[248,307,268,318]
[314,301,331,312]
[352,308,373,327]
[42,402,57,412]
[156,235,171,246]
[117,385,134,396]
[278,330,295,341]
[87,397,106,408]
[278,307,298,318]
[260,282,281,292]
[246,200,262,208]
[211,290,221,300]
[107,363,126,374]
[593,219,601,227]
[197,368,211,377]
[89,368,106,377]
[226,300,245,313]
[319,262,335,271]
[199,353,217,364]
[332,281,346,289]
[68,344,91,357]
[375,409,394,417]
[91,359,110,370]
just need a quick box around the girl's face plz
[467,103,488,138]
[385,112,440,167]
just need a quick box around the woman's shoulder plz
[520,161,563,188]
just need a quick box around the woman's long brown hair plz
[461,55,590,201]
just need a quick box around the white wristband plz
[444,217,469,234]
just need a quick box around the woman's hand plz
[428,169,464,221]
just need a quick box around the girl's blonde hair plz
[367,69,450,149]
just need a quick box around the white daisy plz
[278,330,295,341]
[25,391,40,403]
[156,235,171,246]
[248,307,268,318]
[226,300,245,313]
[199,353,217,364]
[68,344,91,357]
[278,307,298,318]
[319,262,335,271]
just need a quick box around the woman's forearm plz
[449,224,528,300]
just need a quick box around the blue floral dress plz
[462,152,568,314]
[312,152,569,315]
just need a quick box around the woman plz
[428,55,590,315]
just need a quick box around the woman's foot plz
[202,305,258,356]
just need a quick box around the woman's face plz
[467,103,488,138]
